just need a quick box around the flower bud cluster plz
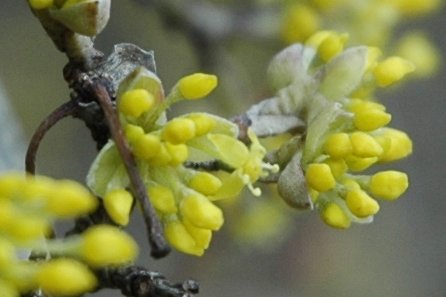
[88,68,277,256]
[279,0,440,78]
[261,31,414,229]
[0,173,138,296]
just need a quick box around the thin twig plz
[25,100,78,174]
[93,83,170,258]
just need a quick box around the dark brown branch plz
[92,84,170,259]
[96,266,199,297]
[25,100,78,175]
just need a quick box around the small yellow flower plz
[318,33,349,62]
[365,46,382,72]
[124,124,144,144]
[188,172,222,196]
[80,225,138,267]
[132,133,161,160]
[350,131,383,158]
[345,155,378,172]
[186,114,216,136]
[6,215,50,243]
[164,220,204,256]
[180,194,224,231]
[103,189,133,226]
[373,57,416,87]
[324,158,348,179]
[45,179,98,218]
[323,133,352,158]
[387,0,441,16]
[375,128,413,162]
[148,143,172,166]
[348,99,386,113]
[178,73,218,100]
[148,185,178,214]
[119,89,155,118]
[395,32,440,77]
[0,173,27,199]
[305,163,336,192]
[162,118,196,144]
[183,219,212,250]
[165,143,188,166]
[353,108,391,132]
[345,189,380,217]
[320,202,351,229]
[281,4,320,43]
[36,259,97,297]
[369,171,409,200]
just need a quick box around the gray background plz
[0,2,445,297]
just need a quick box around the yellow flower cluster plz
[0,173,138,296]
[279,0,441,77]
[88,68,277,256]
[299,31,413,228]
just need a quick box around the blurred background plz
[1,1,445,297]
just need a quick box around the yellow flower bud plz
[348,99,386,113]
[345,189,380,217]
[387,0,441,16]
[20,175,55,202]
[148,186,178,214]
[188,172,222,196]
[36,259,97,297]
[124,124,144,144]
[165,220,204,256]
[353,109,392,132]
[183,219,212,250]
[324,158,348,179]
[376,128,413,162]
[306,30,331,48]
[7,215,50,243]
[80,225,138,267]
[0,173,26,199]
[369,171,409,200]
[148,143,172,166]
[187,114,216,136]
[396,32,440,77]
[28,0,53,9]
[324,133,352,158]
[365,46,382,72]
[341,179,361,191]
[103,189,133,226]
[45,179,98,218]
[178,73,218,100]
[162,118,196,144]
[318,33,348,62]
[281,4,320,43]
[165,143,188,166]
[320,202,351,229]
[132,134,161,160]
[350,132,383,158]
[119,89,155,118]
[180,194,224,231]
[345,155,378,172]
[373,57,415,87]
[305,163,336,192]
